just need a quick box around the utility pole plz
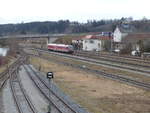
[110,32,113,54]
[111,37,113,54]
[48,24,50,44]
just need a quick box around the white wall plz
[82,39,103,51]
[0,48,9,56]
[113,27,128,42]
[113,27,122,42]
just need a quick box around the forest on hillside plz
[0,18,150,36]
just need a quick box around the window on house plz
[98,43,100,48]
[90,40,94,43]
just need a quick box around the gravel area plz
[3,80,18,113]
[19,66,48,113]
[0,91,4,113]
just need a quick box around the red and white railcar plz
[47,43,74,53]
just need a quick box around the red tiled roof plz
[83,35,112,40]
[84,35,97,39]
[126,33,150,39]
[72,34,113,41]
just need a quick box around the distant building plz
[72,34,112,51]
[0,48,9,56]
[82,35,112,51]
[113,25,150,53]
[124,33,150,51]
[113,24,134,42]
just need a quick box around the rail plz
[9,57,37,113]
[28,53,150,90]
[24,65,84,113]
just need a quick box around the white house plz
[113,25,135,51]
[113,26,128,42]
[82,35,112,51]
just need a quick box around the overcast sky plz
[0,0,149,24]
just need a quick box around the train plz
[47,43,74,53]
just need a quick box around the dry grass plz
[39,52,150,83]
[0,66,6,73]
[0,56,15,73]
[30,57,150,113]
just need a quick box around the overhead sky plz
[0,0,149,24]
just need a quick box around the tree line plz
[0,18,150,35]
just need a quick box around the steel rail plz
[30,49,150,75]
[17,70,37,113]
[23,65,63,113]
[10,71,23,113]
[32,48,150,64]
[75,50,150,64]
[0,56,24,89]
[75,51,150,68]
[29,65,81,113]
[9,55,37,113]
[28,53,150,90]
[24,65,79,113]
[42,48,150,70]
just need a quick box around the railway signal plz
[47,72,54,113]
[47,72,53,79]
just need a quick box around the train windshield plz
[68,45,74,50]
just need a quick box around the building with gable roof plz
[82,35,112,51]
[113,24,135,42]
[113,24,150,53]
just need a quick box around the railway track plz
[8,55,37,113]
[32,48,150,65]
[1,50,37,113]
[23,64,88,113]
[75,50,150,63]
[28,53,150,90]
[0,56,26,90]
[0,49,88,113]
[9,58,37,113]
[31,48,150,76]
[74,51,150,68]
[0,70,9,90]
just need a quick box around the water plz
[0,48,9,56]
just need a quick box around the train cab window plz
[68,45,74,50]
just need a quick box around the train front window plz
[68,45,74,50]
